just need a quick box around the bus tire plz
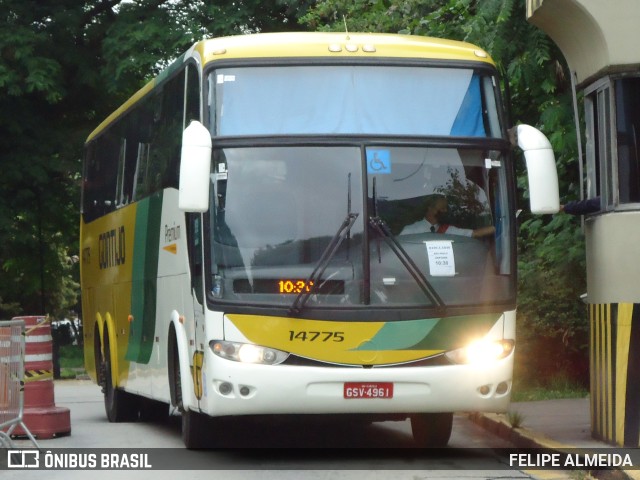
[168,326,180,409]
[95,325,105,388]
[410,412,453,447]
[103,331,139,422]
[181,408,211,449]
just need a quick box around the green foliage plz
[512,372,589,402]
[59,345,85,369]
[507,410,525,428]
[517,214,589,385]
[0,296,20,318]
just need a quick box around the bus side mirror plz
[179,121,212,212]
[515,124,560,214]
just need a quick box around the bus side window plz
[115,137,137,208]
[133,142,151,201]
[131,99,154,201]
[185,63,200,125]
[114,110,143,208]
[83,132,119,222]
[130,69,187,202]
[150,71,184,192]
[115,139,126,207]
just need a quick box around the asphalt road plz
[2,380,541,479]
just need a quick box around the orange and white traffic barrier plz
[11,315,71,439]
[0,318,39,448]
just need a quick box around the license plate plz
[344,382,394,399]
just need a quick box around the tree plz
[0,0,310,318]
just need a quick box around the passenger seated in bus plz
[400,194,495,238]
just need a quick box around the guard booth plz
[527,0,640,446]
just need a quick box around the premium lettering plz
[165,223,180,243]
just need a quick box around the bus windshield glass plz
[210,66,502,137]
[209,146,514,309]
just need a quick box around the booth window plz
[615,77,640,204]
[585,76,640,209]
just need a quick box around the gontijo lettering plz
[98,226,125,269]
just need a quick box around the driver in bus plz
[400,194,495,238]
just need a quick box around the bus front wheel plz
[181,408,211,449]
[176,373,219,448]
[410,412,453,447]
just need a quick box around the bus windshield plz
[210,66,502,137]
[209,145,514,310]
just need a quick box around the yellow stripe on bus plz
[226,314,442,365]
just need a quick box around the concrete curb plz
[469,412,639,480]
[469,412,568,450]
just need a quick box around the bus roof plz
[194,31,494,64]
[86,32,494,143]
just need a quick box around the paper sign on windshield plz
[425,240,456,277]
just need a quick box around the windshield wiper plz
[368,216,445,310]
[289,213,359,316]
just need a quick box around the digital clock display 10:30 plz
[278,279,314,294]
[232,278,345,295]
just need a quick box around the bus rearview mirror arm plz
[511,124,560,215]
[179,121,212,212]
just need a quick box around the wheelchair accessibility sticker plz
[367,149,391,174]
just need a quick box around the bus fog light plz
[239,385,251,397]
[496,382,510,395]
[219,382,233,395]
[210,340,289,365]
[445,339,514,365]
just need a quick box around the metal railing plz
[0,319,39,448]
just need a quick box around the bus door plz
[186,212,206,403]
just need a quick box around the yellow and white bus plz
[81,32,559,448]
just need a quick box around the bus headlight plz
[210,340,289,365]
[445,339,514,365]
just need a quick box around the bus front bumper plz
[196,352,513,417]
